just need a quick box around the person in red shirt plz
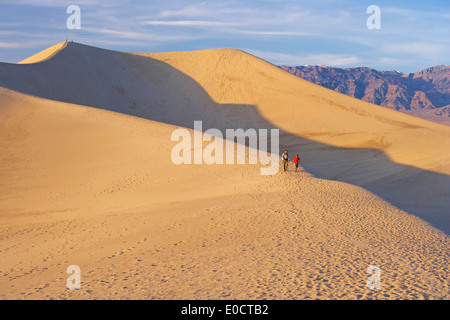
[293,154,300,172]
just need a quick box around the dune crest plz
[18,41,68,64]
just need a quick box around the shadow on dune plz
[0,42,449,234]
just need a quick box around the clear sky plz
[0,0,449,72]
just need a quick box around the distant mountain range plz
[280,64,450,123]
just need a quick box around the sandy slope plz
[0,88,448,300]
[0,43,449,300]
[137,49,450,233]
[18,42,67,64]
[0,43,448,232]
[403,110,450,127]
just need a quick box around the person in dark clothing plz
[282,150,289,172]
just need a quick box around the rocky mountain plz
[280,64,450,121]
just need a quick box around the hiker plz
[293,154,300,172]
[282,150,289,172]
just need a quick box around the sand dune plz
[0,43,449,299]
[0,42,449,232]
[1,88,448,300]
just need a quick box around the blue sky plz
[0,0,449,72]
